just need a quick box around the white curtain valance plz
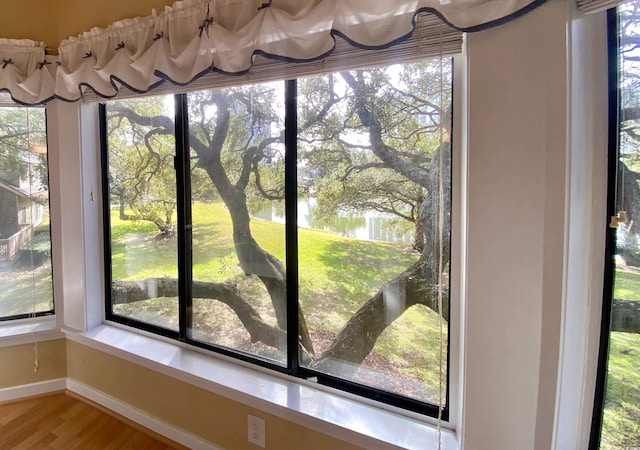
[80,11,464,102]
[0,40,56,105]
[1,0,546,105]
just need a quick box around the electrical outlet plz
[247,414,265,447]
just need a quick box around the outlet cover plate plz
[247,414,265,447]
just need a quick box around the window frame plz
[590,6,631,448]
[0,105,56,323]
[100,62,456,419]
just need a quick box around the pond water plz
[252,198,414,244]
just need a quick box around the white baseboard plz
[66,378,222,450]
[0,378,66,402]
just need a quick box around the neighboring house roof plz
[0,178,48,203]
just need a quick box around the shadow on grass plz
[310,237,418,320]
[111,218,237,281]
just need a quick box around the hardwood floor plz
[0,391,187,449]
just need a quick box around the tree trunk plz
[413,216,425,252]
[118,192,130,220]
[313,255,448,375]
[196,106,314,354]
[207,175,314,354]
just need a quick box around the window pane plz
[105,96,178,331]
[0,107,53,320]
[601,4,640,447]
[187,84,287,365]
[297,61,452,403]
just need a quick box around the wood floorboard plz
[0,398,42,426]
[0,392,186,449]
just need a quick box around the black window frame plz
[100,71,453,419]
[590,7,624,449]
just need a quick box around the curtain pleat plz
[0,40,55,105]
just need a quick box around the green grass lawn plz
[601,268,640,448]
[614,268,640,301]
[110,202,445,402]
[601,331,640,450]
[0,223,54,318]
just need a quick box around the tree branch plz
[112,278,287,349]
[340,71,432,188]
[342,162,387,180]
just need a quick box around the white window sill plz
[0,316,62,347]
[63,324,458,450]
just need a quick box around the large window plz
[0,106,54,321]
[102,58,452,416]
[593,4,640,448]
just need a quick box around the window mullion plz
[285,79,300,376]
[175,93,193,341]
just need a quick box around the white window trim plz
[553,6,610,449]
[86,55,465,442]
[0,316,62,347]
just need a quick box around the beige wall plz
[463,1,569,449]
[0,0,56,45]
[66,340,362,450]
[0,339,66,389]
[54,0,176,44]
[0,0,175,46]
